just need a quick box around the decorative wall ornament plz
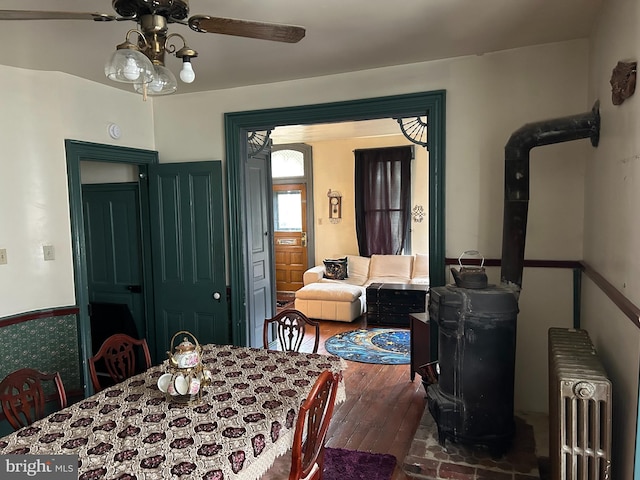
[610,60,637,105]
[327,189,342,224]
[394,115,428,148]
[247,130,272,157]
[412,204,425,223]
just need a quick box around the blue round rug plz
[325,328,410,364]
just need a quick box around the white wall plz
[0,66,154,317]
[154,39,590,413]
[299,135,429,264]
[584,0,640,477]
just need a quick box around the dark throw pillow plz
[323,257,348,280]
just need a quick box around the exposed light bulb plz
[150,77,165,93]
[134,65,176,96]
[180,60,195,83]
[123,56,141,81]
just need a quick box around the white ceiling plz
[271,118,405,144]
[0,0,603,96]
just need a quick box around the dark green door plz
[82,184,145,340]
[148,161,229,359]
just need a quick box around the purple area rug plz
[324,447,397,480]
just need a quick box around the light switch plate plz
[43,245,55,261]
[0,248,6,265]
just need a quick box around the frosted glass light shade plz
[134,65,177,96]
[105,48,154,84]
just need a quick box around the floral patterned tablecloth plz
[0,344,347,480]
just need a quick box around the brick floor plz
[403,408,541,480]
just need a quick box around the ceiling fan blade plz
[0,10,116,21]
[189,15,305,43]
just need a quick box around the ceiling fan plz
[0,0,306,96]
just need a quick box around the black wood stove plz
[427,266,518,456]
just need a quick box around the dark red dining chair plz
[263,309,320,353]
[289,370,341,480]
[0,368,68,431]
[89,333,152,392]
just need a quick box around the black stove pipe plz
[500,101,600,292]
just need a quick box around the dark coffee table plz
[366,283,429,327]
[409,312,430,381]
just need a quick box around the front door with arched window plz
[271,144,314,294]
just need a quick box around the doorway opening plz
[225,90,446,346]
[66,140,157,396]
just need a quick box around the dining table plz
[0,343,347,480]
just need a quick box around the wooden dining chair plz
[289,370,341,480]
[0,368,68,431]
[89,333,152,392]
[263,309,320,353]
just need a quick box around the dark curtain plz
[354,146,412,256]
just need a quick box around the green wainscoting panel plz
[0,314,82,393]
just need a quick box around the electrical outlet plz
[43,245,55,261]
[0,248,6,265]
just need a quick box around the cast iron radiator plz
[548,328,611,480]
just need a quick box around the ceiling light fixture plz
[105,14,198,99]
[2,1,305,99]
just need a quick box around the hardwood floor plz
[311,317,425,480]
[260,315,426,479]
[263,315,548,480]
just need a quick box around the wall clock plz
[328,190,342,221]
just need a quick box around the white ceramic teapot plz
[168,331,201,369]
[160,331,208,405]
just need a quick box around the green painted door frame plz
[224,90,446,346]
[66,140,158,396]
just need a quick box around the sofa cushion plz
[323,257,348,280]
[320,277,368,287]
[296,283,363,302]
[412,253,429,278]
[368,254,414,282]
[346,255,370,284]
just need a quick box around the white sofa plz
[294,254,429,322]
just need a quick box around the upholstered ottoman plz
[294,283,364,322]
